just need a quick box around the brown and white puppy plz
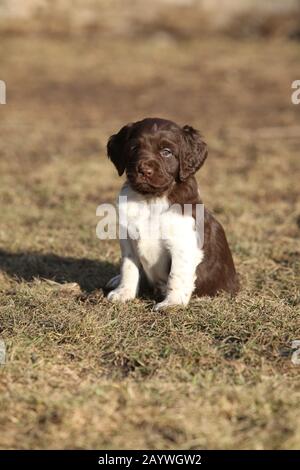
[105,117,239,309]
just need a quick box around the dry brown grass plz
[0,26,300,449]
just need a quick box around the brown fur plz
[168,177,239,296]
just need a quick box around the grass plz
[0,30,299,449]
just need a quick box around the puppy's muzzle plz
[137,161,154,179]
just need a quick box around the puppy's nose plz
[138,163,153,178]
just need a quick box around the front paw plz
[153,297,188,311]
[107,287,136,303]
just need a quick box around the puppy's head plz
[107,117,207,195]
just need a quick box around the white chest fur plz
[117,183,203,289]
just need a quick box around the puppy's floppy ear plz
[179,125,208,181]
[107,123,133,176]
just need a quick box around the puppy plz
[105,118,239,309]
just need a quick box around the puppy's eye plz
[160,148,173,158]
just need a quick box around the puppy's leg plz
[107,239,140,302]
[154,239,202,311]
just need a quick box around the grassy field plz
[0,30,300,449]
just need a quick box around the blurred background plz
[1,0,299,254]
[0,0,300,450]
[1,0,300,135]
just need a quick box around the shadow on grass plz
[0,249,118,292]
